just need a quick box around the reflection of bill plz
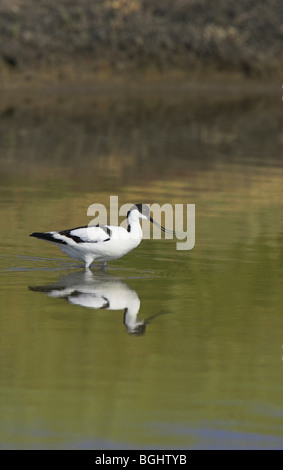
[29,270,168,335]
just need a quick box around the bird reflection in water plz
[29,270,167,335]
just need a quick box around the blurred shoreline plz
[1,1,282,93]
[1,65,280,98]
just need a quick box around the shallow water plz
[0,86,283,449]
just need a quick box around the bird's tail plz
[30,232,66,245]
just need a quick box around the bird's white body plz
[30,205,148,268]
[54,224,142,268]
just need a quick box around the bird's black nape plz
[127,204,150,219]
[126,204,174,235]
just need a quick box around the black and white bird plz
[30,270,144,334]
[29,270,168,335]
[30,204,172,269]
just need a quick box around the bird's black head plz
[126,203,174,234]
[128,323,146,335]
[127,204,150,219]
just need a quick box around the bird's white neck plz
[127,215,143,241]
[123,296,143,333]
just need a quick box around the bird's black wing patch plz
[59,226,88,244]
[101,296,110,309]
[100,226,112,238]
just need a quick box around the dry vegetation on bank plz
[1,0,282,82]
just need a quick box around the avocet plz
[30,203,172,269]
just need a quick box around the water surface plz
[0,86,283,449]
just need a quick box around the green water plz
[0,87,283,449]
